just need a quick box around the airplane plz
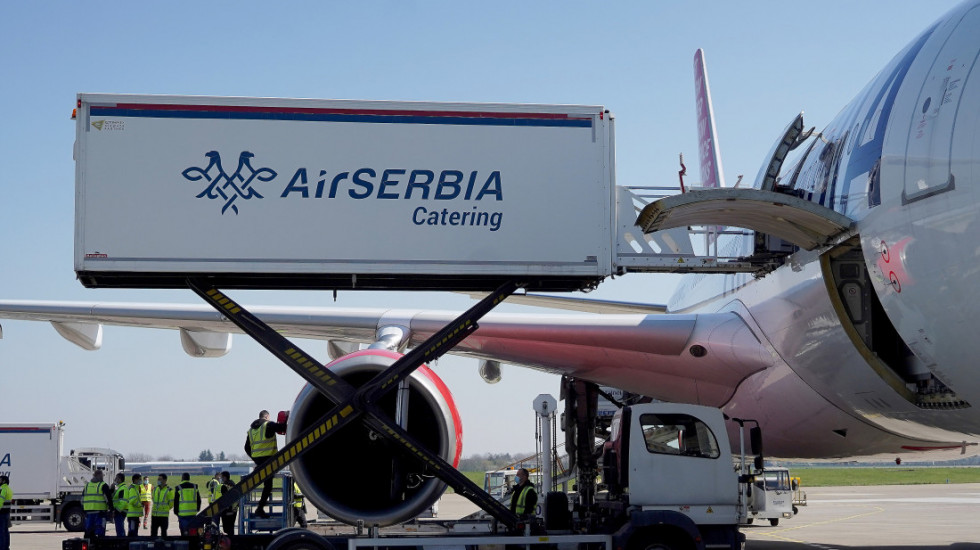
[2,0,980,527]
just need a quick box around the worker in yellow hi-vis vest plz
[150,474,175,537]
[509,468,538,519]
[81,470,113,540]
[139,476,153,529]
[244,409,287,518]
[174,473,202,536]
[0,475,12,550]
[125,474,144,536]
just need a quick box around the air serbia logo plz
[181,150,505,231]
[182,151,278,215]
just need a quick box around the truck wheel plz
[769,518,779,527]
[745,518,753,525]
[628,531,692,550]
[267,529,334,550]
[61,504,85,532]
[544,491,571,530]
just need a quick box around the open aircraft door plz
[635,187,853,251]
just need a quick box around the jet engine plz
[287,349,462,526]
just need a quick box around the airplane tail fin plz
[694,48,725,189]
[694,49,725,249]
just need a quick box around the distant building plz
[127,461,252,477]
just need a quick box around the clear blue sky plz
[0,1,962,461]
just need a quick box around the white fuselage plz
[668,0,980,458]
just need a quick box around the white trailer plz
[0,422,124,531]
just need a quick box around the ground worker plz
[244,410,286,518]
[150,474,175,537]
[81,470,113,540]
[125,474,143,536]
[509,468,537,519]
[175,472,202,535]
[139,476,153,528]
[110,473,128,537]
[292,482,308,528]
[206,472,221,504]
[206,471,221,527]
[215,471,238,535]
[0,475,12,550]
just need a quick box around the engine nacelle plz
[287,349,462,526]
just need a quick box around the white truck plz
[0,422,125,531]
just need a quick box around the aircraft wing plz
[0,299,774,407]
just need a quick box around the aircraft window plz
[638,413,720,459]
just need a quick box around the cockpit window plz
[638,413,720,459]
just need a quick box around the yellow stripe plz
[340,405,354,417]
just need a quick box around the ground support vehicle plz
[0,422,124,531]
[63,94,771,549]
[743,467,798,526]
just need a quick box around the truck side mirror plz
[750,426,763,456]
[754,455,765,471]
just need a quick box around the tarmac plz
[9,483,980,549]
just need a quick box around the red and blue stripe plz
[89,103,594,128]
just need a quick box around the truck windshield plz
[638,413,721,458]
[756,471,791,491]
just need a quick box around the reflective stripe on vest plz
[82,481,108,512]
[176,483,200,516]
[249,421,277,457]
[152,486,173,516]
[113,483,130,512]
[140,483,152,501]
[515,485,534,515]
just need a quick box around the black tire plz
[61,504,85,532]
[628,530,693,550]
[769,518,779,527]
[745,517,753,525]
[267,528,334,550]
[544,491,571,530]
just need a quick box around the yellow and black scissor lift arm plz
[185,279,523,538]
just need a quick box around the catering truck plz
[62,94,768,549]
[0,422,124,531]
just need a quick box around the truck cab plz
[600,403,743,550]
